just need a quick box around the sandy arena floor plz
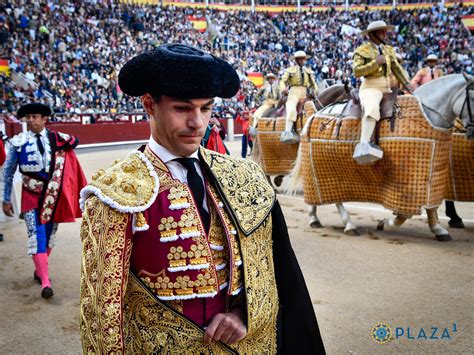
[0,140,472,354]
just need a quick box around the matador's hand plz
[203,309,247,345]
[2,202,14,217]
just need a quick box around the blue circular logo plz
[371,323,392,344]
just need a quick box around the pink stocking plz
[32,253,51,289]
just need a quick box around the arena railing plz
[122,0,471,11]
[49,112,148,125]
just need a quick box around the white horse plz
[289,73,474,241]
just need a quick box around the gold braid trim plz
[121,206,278,353]
[80,196,131,354]
[199,147,275,236]
[232,216,278,354]
[124,274,237,354]
[86,151,158,211]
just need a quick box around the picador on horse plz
[285,20,474,242]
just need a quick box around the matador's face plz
[142,94,214,157]
[23,114,47,134]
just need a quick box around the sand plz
[0,140,472,354]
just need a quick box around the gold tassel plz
[135,212,147,228]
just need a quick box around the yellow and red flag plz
[0,59,9,76]
[247,72,264,88]
[188,16,207,32]
[462,15,474,31]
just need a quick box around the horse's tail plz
[284,144,304,195]
[251,136,261,165]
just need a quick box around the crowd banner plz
[0,59,10,76]
[461,15,474,32]
[188,16,207,32]
[247,72,264,88]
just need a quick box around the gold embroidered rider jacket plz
[280,65,318,93]
[353,41,410,86]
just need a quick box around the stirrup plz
[280,130,300,144]
[353,142,383,164]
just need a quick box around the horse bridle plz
[460,80,474,138]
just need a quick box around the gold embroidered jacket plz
[79,147,280,354]
[353,42,410,86]
[279,65,318,93]
[256,82,281,101]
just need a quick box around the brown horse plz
[255,83,351,121]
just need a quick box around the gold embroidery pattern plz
[199,148,275,235]
[130,220,279,353]
[139,267,218,299]
[89,152,156,208]
[138,150,224,301]
[124,274,236,354]
[80,196,131,353]
[144,147,177,192]
[232,218,279,354]
[208,186,244,295]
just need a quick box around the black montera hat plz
[118,43,240,99]
[17,103,52,118]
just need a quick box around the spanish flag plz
[188,16,207,32]
[0,59,9,76]
[247,72,264,88]
[462,15,474,32]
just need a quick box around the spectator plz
[1,1,472,117]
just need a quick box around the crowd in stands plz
[0,0,472,121]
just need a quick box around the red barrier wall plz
[3,119,243,145]
[47,122,151,144]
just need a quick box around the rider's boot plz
[353,116,383,164]
[280,120,300,144]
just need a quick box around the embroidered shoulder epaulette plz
[354,43,374,59]
[80,151,159,229]
[286,66,298,74]
[304,67,314,74]
[9,132,28,147]
[199,147,275,236]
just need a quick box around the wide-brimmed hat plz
[119,43,240,99]
[292,50,310,60]
[266,73,277,79]
[360,20,395,36]
[17,103,52,118]
[426,54,438,61]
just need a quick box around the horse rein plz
[314,96,325,110]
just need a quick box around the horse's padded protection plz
[301,95,452,216]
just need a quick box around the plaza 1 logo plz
[371,322,458,344]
